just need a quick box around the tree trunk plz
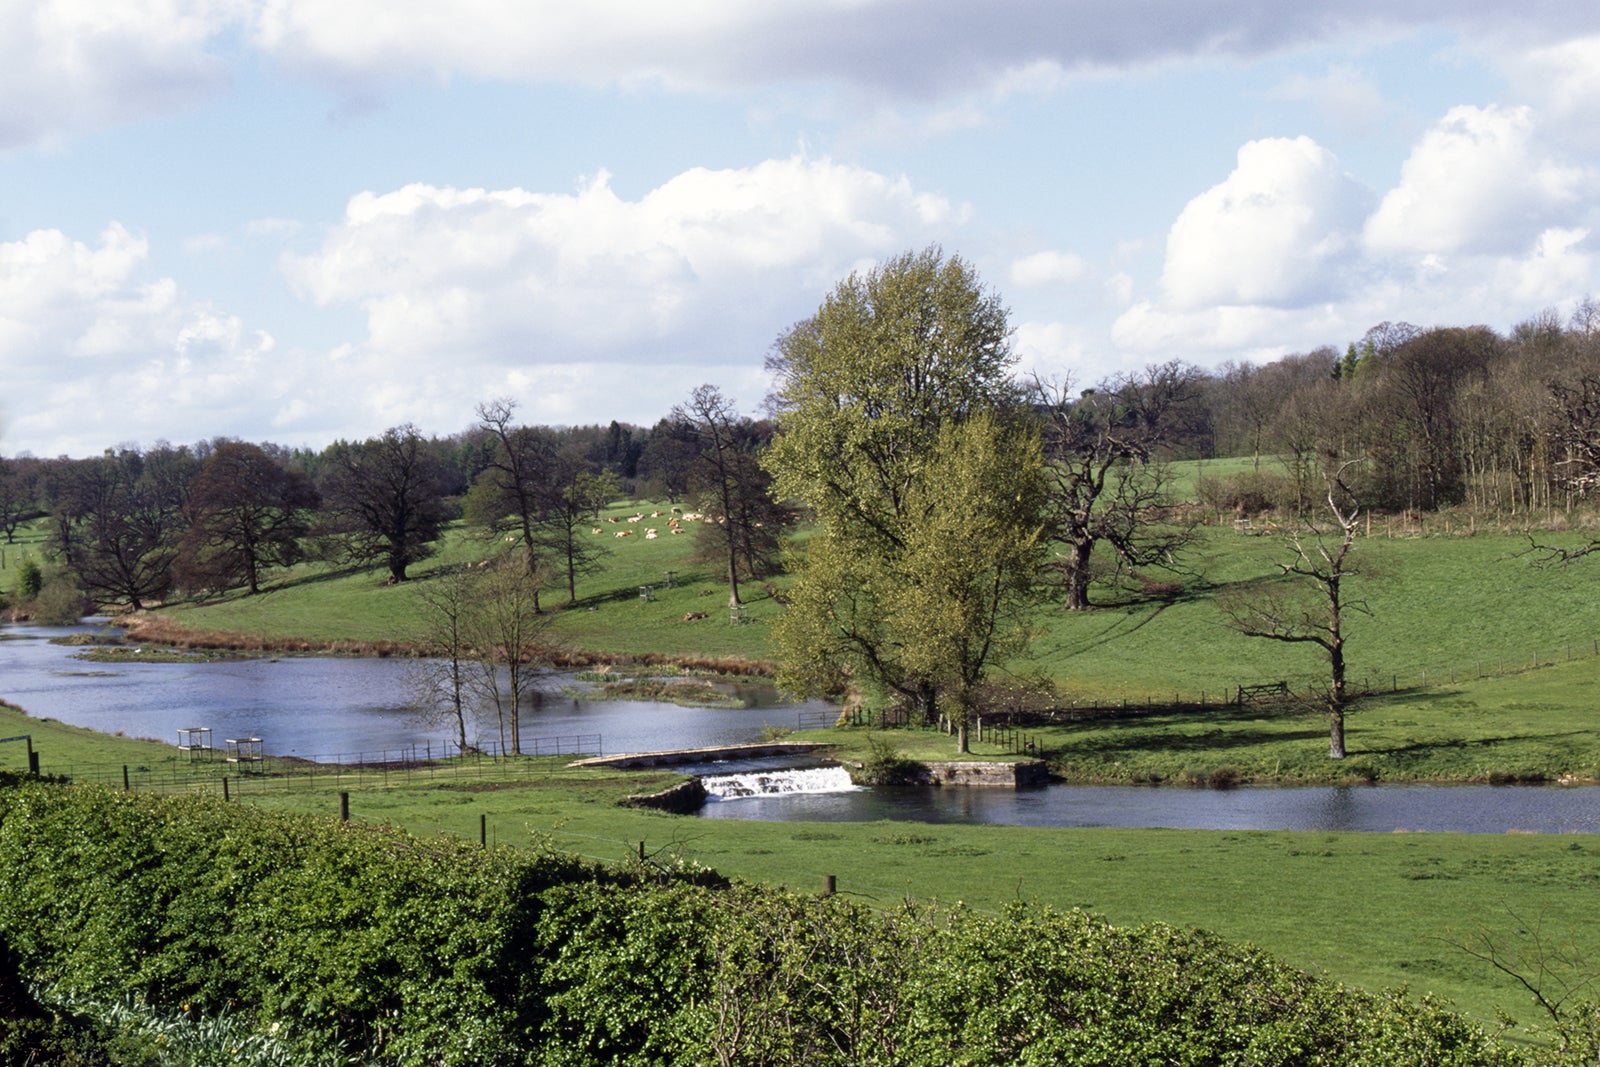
[1064,539,1093,611]
[1329,640,1347,759]
[1328,697,1346,759]
[957,719,970,754]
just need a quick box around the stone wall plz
[919,760,1050,788]
[621,777,708,813]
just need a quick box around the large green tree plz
[764,246,1046,751]
[318,425,453,583]
[44,446,195,611]
[176,442,318,595]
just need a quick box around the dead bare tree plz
[1221,459,1366,759]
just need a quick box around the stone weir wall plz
[918,760,1051,788]
[569,741,836,770]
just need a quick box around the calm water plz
[6,621,1598,834]
[0,621,832,761]
[697,779,1600,834]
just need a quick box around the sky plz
[2,2,1598,458]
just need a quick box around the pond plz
[0,621,833,762]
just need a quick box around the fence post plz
[222,776,230,802]
[822,874,837,897]
[480,813,487,847]
[339,791,350,823]
[122,765,130,792]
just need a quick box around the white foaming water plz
[701,766,859,800]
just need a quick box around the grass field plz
[5,697,1594,1038]
[6,484,1600,1042]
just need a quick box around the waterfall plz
[701,765,859,800]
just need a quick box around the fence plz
[48,734,603,796]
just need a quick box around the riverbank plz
[68,612,1600,788]
[4,700,1597,1034]
[121,613,782,677]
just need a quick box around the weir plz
[701,765,859,800]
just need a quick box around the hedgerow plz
[0,779,1525,1065]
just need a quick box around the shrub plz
[857,734,925,785]
[1200,470,1296,515]
[0,780,1523,1066]
[14,559,41,601]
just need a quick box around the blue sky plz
[2,2,1598,457]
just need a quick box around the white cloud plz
[0,0,230,149]
[242,1,1600,99]
[10,2,1600,149]
[1498,227,1594,307]
[1161,136,1371,310]
[1010,250,1091,288]
[278,156,963,430]
[1267,64,1387,133]
[285,158,959,356]
[1502,35,1600,151]
[1362,104,1589,258]
[0,225,276,456]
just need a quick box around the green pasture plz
[5,698,1593,1038]
[8,484,1600,1044]
[0,521,48,597]
[140,508,1600,706]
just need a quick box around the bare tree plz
[472,400,559,611]
[1440,908,1600,1061]
[1032,362,1200,611]
[673,385,790,609]
[1221,460,1365,759]
[409,566,482,753]
[538,458,618,605]
[44,448,192,611]
[465,559,551,755]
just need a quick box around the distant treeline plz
[4,304,1600,613]
[0,398,785,613]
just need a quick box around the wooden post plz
[339,791,350,823]
[823,874,836,896]
[28,750,38,775]
[638,840,646,862]
[222,776,230,802]
[122,765,130,791]
[480,813,487,847]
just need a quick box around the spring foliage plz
[0,779,1523,1066]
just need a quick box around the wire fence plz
[48,734,603,795]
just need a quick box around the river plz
[0,621,832,761]
[4,621,1597,834]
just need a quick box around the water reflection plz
[6,621,1599,834]
[0,621,832,761]
[697,781,1600,834]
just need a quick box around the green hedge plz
[0,780,601,1064]
[0,779,1520,1065]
